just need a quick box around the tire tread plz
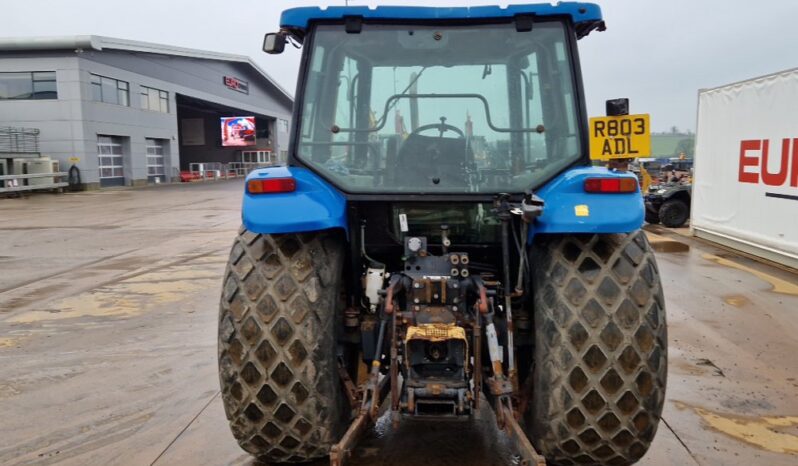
[528,231,667,466]
[218,229,347,463]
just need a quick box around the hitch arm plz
[330,375,389,466]
[497,398,547,466]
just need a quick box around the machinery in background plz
[645,183,692,227]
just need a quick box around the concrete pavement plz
[1,180,796,465]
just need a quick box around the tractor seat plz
[394,134,471,188]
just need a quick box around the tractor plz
[218,4,667,466]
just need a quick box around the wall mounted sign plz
[223,76,249,94]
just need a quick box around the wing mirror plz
[263,32,287,55]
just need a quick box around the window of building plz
[0,71,57,100]
[91,74,129,106]
[278,119,289,133]
[140,86,169,112]
[97,135,125,186]
[145,138,166,178]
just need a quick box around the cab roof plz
[280,3,604,40]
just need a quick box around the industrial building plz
[0,35,292,189]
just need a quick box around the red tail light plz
[584,177,638,193]
[247,177,296,194]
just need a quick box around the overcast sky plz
[3,0,796,132]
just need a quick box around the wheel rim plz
[663,203,688,226]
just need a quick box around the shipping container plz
[692,68,798,270]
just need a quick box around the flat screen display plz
[221,116,256,147]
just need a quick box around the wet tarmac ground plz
[1,180,797,466]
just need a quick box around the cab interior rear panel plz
[350,201,504,275]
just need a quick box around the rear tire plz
[218,228,349,463]
[525,231,667,466]
[659,199,689,228]
[644,210,660,225]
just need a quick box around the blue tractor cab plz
[219,5,666,466]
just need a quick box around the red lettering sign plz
[738,139,760,183]
[761,139,789,186]
[792,138,798,187]
[223,76,249,94]
[739,138,798,187]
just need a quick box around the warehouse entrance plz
[175,94,276,171]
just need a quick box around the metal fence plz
[0,172,68,194]
[184,162,276,181]
[1,155,274,194]
[0,127,40,155]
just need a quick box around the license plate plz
[589,113,651,160]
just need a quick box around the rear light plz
[247,177,296,194]
[584,177,638,193]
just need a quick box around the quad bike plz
[218,3,667,465]
[645,183,691,228]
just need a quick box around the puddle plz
[675,401,798,454]
[702,253,798,296]
[8,266,219,323]
[344,404,514,466]
[0,337,21,349]
[723,294,751,307]
[91,256,155,271]
[650,240,690,253]
[0,282,75,313]
[645,232,690,253]
[0,383,22,398]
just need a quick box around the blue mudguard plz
[241,167,348,235]
[531,166,644,239]
[241,165,640,239]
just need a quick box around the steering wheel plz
[411,117,465,138]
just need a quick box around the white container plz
[25,157,54,186]
[12,159,26,177]
[692,67,798,269]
